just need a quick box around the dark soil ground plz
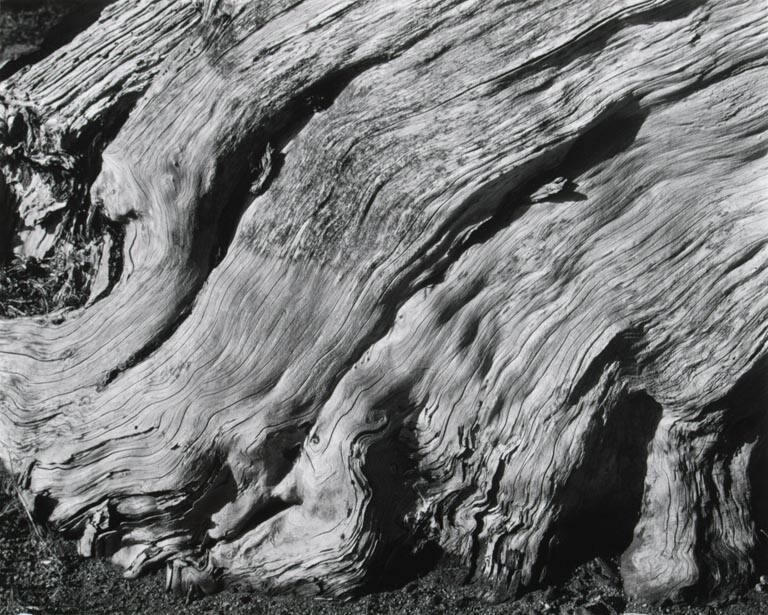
[1,482,767,615]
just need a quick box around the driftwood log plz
[1,0,767,604]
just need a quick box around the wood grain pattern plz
[0,0,766,603]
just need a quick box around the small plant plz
[0,240,101,319]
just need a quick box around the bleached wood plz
[0,0,766,603]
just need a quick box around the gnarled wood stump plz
[1,0,767,604]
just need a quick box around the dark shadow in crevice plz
[719,355,768,578]
[371,540,445,593]
[557,100,648,179]
[31,491,59,525]
[0,174,16,264]
[750,416,768,575]
[351,385,446,594]
[207,147,284,270]
[543,390,663,585]
[0,0,116,83]
[183,461,239,544]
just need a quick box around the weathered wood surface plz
[0,0,767,603]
